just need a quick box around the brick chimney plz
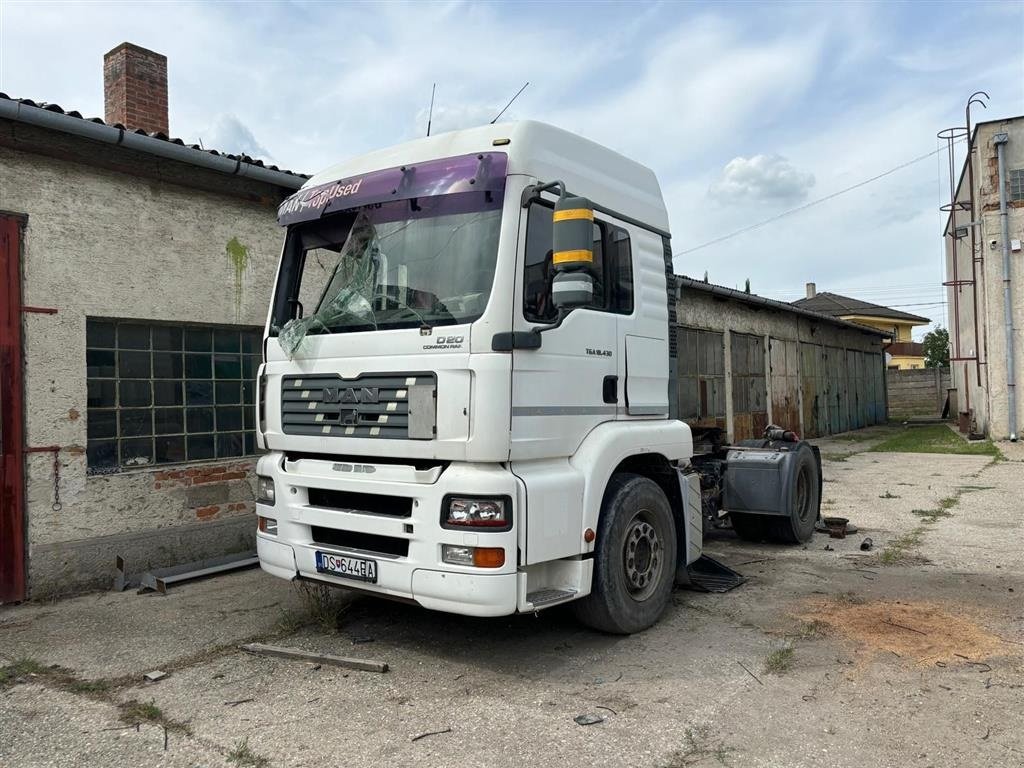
[103,42,168,135]
[806,282,816,299]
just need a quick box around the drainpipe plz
[994,132,1018,441]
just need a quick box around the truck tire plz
[767,444,819,544]
[572,473,677,634]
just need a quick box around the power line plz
[675,139,967,257]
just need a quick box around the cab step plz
[527,588,578,608]
[680,555,746,593]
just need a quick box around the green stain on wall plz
[226,237,251,320]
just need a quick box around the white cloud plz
[708,154,815,204]
[200,114,271,160]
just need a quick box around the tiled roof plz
[676,276,891,337]
[0,92,309,182]
[792,292,930,324]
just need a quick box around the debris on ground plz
[860,537,874,551]
[574,713,605,726]
[796,598,1019,666]
[240,642,388,673]
[143,670,167,683]
[411,727,452,742]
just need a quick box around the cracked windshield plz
[276,194,502,354]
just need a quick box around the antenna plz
[490,81,529,125]
[426,83,436,137]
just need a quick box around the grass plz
[879,490,900,499]
[878,528,926,565]
[0,658,49,688]
[763,644,795,674]
[119,699,165,724]
[229,738,271,768]
[869,424,1002,457]
[796,619,829,639]
[660,726,735,767]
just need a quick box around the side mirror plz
[551,195,595,309]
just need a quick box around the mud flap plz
[677,555,747,593]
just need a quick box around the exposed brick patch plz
[153,461,255,490]
[195,505,220,520]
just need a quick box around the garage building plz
[675,277,889,442]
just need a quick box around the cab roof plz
[304,120,670,236]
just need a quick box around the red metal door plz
[0,214,26,602]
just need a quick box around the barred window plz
[86,319,261,473]
[1010,169,1024,202]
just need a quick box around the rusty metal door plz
[825,347,846,434]
[731,333,768,441]
[800,342,822,438]
[678,327,726,430]
[0,215,26,603]
[769,338,800,433]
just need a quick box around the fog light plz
[258,516,278,535]
[256,475,275,505]
[442,544,504,568]
[443,496,510,529]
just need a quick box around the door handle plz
[603,375,618,404]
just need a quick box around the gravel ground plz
[2,431,1022,768]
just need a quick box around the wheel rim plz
[622,510,664,602]
[795,463,812,523]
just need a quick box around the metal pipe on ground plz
[994,132,1018,442]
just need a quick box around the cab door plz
[509,198,618,461]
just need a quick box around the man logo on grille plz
[323,386,379,404]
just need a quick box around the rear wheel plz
[768,444,819,543]
[572,473,677,634]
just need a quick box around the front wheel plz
[572,473,678,634]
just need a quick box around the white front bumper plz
[255,453,520,617]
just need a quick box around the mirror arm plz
[521,179,566,208]
[490,309,571,352]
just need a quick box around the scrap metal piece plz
[137,552,258,594]
[240,642,388,674]
[114,555,130,591]
[143,670,167,683]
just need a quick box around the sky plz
[2,0,1023,340]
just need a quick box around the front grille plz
[280,372,435,439]
[311,527,409,558]
[307,488,412,518]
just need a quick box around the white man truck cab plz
[256,121,821,634]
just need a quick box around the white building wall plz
[0,133,291,595]
[946,119,1024,440]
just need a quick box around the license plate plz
[315,551,378,584]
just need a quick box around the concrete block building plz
[943,114,1024,440]
[0,43,306,601]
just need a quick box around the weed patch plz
[0,658,49,688]
[660,725,735,766]
[763,644,795,674]
[878,528,925,565]
[229,738,271,768]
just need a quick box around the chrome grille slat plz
[280,372,435,440]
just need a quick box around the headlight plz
[256,475,275,505]
[442,496,511,530]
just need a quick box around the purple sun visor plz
[277,152,508,227]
